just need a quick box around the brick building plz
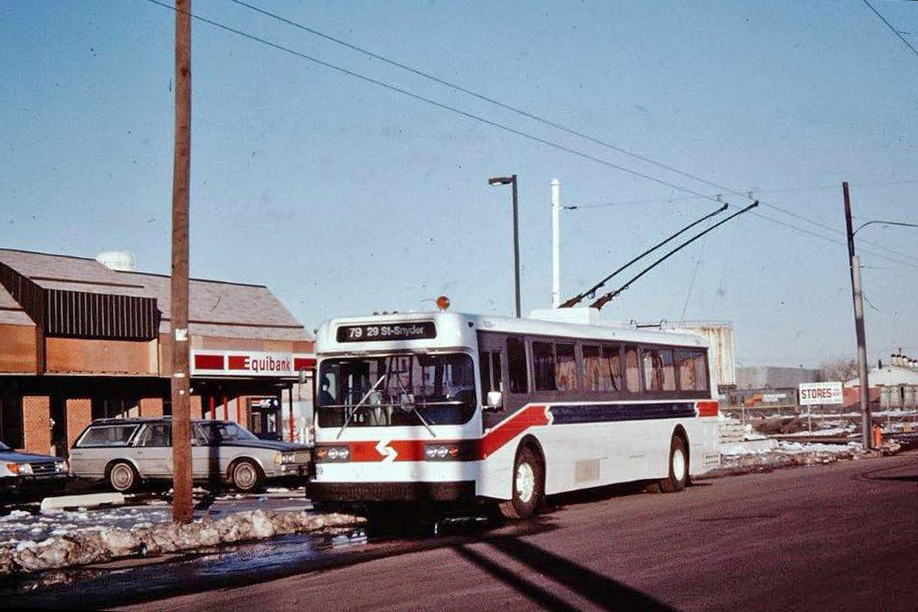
[0,248,314,456]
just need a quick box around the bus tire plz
[648,435,688,494]
[498,446,543,520]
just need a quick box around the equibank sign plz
[191,351,316,378]
[798,381,843,406]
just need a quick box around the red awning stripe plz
[194,354,225,370]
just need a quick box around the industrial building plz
[845,353,918,409]
[0,248,314,457]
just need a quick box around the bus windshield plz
[317,353,476,428]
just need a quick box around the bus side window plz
[533,341,557,391]
[624,345,641,393]
[507,337,529,394]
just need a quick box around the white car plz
[68,418,311,493]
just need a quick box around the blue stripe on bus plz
[548,402,696,425]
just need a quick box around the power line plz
[578,178,918,208]
[142,0,918,270]
[862,0,918,59]
[227,0,739,198]
[225,1,918,267]
[142,0,718,202]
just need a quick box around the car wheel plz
[231,459,263,492]
[648,436,688,494]
[498,446,544,520]
[108,461,138,493]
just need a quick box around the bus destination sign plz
[337,321,437,343]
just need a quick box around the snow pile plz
[0,505,170,546]
[0,509,362,577]
[716,439,890,473]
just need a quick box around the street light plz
[489,174,521,318]
[843,181,918,449]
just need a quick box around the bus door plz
[477,333,509,430]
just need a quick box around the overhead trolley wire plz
[226,0,918,267]
[141,0,718,201]
[862,0,918,60]
[142,0,918,270]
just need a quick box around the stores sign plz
[798,381,843,406]
[192,351,315,378]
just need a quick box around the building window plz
[0,395,24,449]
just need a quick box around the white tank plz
[96,251,136,272]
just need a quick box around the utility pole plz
[843,182,872,450]
[550,179,561,308]
[171,0,193,522]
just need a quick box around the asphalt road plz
[11,452,918,611]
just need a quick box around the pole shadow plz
[455,535,680,611]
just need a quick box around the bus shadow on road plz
[544,479,708,514]
[454,535,678,611]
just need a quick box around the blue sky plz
[2,0,917,368]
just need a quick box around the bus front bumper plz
[308,480,475,502]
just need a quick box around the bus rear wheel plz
[498,446,543,520]
[648,435,688,494]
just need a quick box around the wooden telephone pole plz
[171,0,193,523]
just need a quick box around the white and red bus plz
[310,308,719,519]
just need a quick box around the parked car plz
[0,441,69,498]
[68,418,311,493]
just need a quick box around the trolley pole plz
[843,182,872,450]
[170,0,193,523]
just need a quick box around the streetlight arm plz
[852,220,918,236]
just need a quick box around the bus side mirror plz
[486,391,503,411]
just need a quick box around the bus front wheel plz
[498,446,544,520]
[648,435,688,494]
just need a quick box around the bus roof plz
[316,309,708,354]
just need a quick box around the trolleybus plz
[310,307,720,519]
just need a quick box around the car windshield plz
[197,421,259,443]
[317,353,476,427]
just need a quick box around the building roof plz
[0,283,33,325]
[0,248,310,342]
[844,365,918,387]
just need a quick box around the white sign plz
[798,381,843,406]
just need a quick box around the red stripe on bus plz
[194,354,224,370]
[325,404,550,463]
[696,401,719,417]
[479,404,549,459]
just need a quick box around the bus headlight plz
[315,445,350,462]
[424,444,460,461]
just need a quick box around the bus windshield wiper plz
[390,371,437,438]
[336,371,389,440]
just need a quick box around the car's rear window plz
[77,425,139,448]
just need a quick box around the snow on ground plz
[714,438,892,475]
[721,440,861,456]
[0,507,363,577]
[0,505,171,547]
